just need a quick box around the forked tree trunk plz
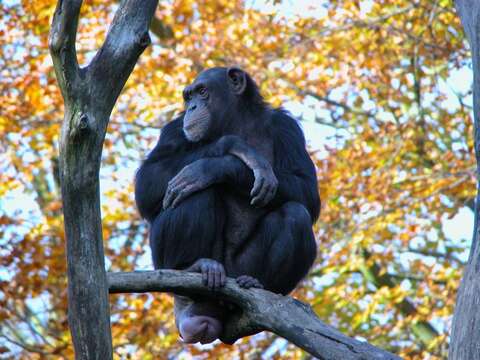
[49,1,158,358]
[450,2,480,359]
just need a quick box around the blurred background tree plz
[0,0,472,359]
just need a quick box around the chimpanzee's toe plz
[236,275,263,289]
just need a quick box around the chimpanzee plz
[135,67,320,344]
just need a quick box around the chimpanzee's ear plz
[227,67,247,95]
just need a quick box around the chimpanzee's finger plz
[207,266,215,289]
[201,264,208,285]
[262,185,277,206]
[165,186,181,209]
[236,277,246,287]
[262,184,275,206]
[167,173,185,190]
[162,186,176,209]
[170,185,191,208]
[259,183,277,207]
[219,265,226,286]
[214,265,221,289]
[252,183,270,207]
[250,177,264,198]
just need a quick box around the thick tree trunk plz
[450,2,480,359]
[49,1,158,358]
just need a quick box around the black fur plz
[135,67,320,343]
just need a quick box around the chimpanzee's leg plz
[227,201,317,295]
[150,188,228,344]
[150,188,225,270]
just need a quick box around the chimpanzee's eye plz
[183,90,192,102]
[198,87,208,97]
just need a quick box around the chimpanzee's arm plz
[203,135,278,206]
[269,110,321,222]
[204,154,255,193]
[134,120,188,221]
[136,118,259,219]
[161,154,258,209]
[200,122,319,219]
[161,128,279,209]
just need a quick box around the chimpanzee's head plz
[182,67,264,142]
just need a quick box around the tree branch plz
[113,0,174,41]
[150,16,174,40]
[288,83,375,119]
[359,250,439,347]
[48,0,82,103]
[108,270,400,360]
[88,0,158,113]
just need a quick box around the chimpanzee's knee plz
[265,202,317,294]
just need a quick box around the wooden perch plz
[109,270,400,360]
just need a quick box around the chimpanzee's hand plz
[163,160,217,209]
[250,162,278,207]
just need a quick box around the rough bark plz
[49,1,158,358]
[450,2,480,359]
[109,270,400,360]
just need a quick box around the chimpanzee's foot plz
[236,275,263,289]
[175,297,225,344]
[186,258,226,290]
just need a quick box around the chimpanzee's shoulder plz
[270,108,306,147]
[160,114,185,142]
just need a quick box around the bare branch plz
[115,0,174,41]
[88,0,159,112]
[108,270,401,360]
[317,5,416,36]
[287,82,375,119]
[289,5,415,51]
[406,247,466,266]
[150,16,174,40]
[359,250,439,346]
[48,0,83,102]
[304,90,375,118]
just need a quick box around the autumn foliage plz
[0,1,472,359]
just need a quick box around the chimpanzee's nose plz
[189,104,197,112]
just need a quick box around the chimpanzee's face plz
[182,69,223,142]
[182,67,246,142]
